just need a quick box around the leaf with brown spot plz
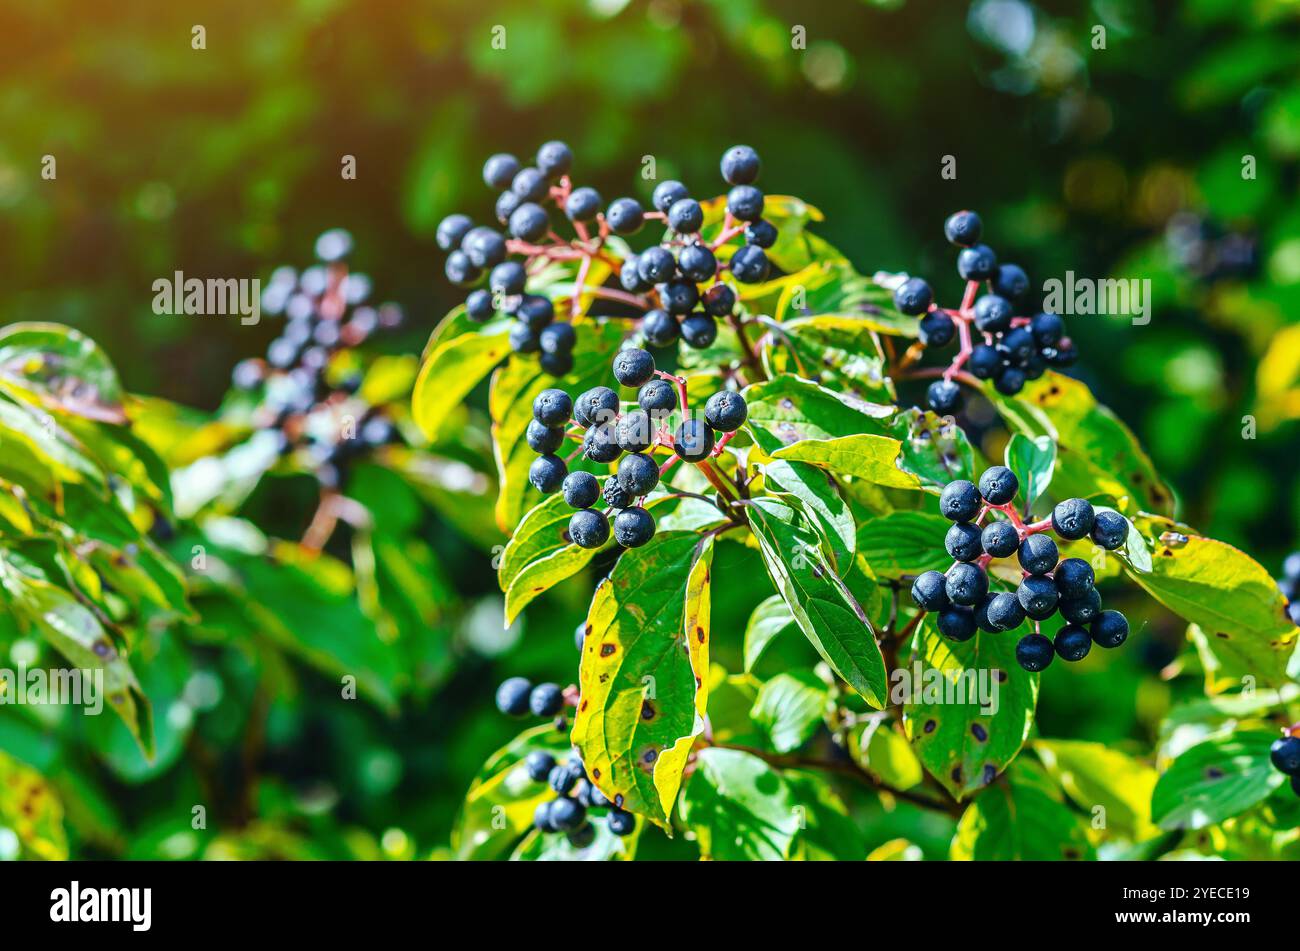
[903,616,1039,801]
[951,761,1094,860]
[571,532,714,828]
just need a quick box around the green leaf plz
[884,407,980,489]
[745,498,888,707]
[0,555,152,759]
[993,371,1174,515]
[743,595,795,672]
[1034,739,1159,840]
[750,671,828,754]
[680,747,800,860]
[773,259,917,336]
[743,374,895,455]
[1005,433,1056,511]
[761,458,856,572]
[902,617,1040,801]
[499,493,604,625]
[1120,514,1298,686]
[862,723,925,791]
[412,326,510,442]
[785,769,868,860]
[0,752,68,860]
[571,532,714,826]
[771,435,920,489]
[512,817,640,861]
[1150,731,1285,830]
[0,322,126,423]
[760,314,894,403]
[856,511,955,579]
[951,761,1094,860]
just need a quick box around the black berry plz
[894,278,933,316]
[1018,534,1059,575]
[528,454,568,493]
[911,570,950,611]
[704,391,747,432]
[495,677,532,716]
[1091,510,1128,550]
[1054,625,1092,662]
[529,682,564,717]
[944,210,983,247]
[945,562,988,606]
[562,471,600,509]
[981,520,1019,558]
[613,348,656,388]
[945,522,984,562]
[939,480,981,521]
[674,418,715,462]
[1016,633,1054,672]
[617,453,660,496]
[533,388,573,427]
[720,145,761,185]
[978,466,1019,505]
[613,507,656,548]
[1090,609,1129,648]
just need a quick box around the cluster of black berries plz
[624,145,776,352]
[893,211,1077,415]
[1270,729,1300,798]
[909,466,1131,672]
[524,747,637,846]
[231,229,403,488]
[523,348,747,550]
[1274,552,1300,626]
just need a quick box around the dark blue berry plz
[516,294,554,330]
[436,214,474,252]
[978,466,1019,505]
[620,255,653,292]
[992,263,1030,301]
[566,187,602,222]
[678,243,717,282]
[1043,341,1078,367]
[567,822,596,848]
[642,309,680,348]
[525,750,556,783]
[466,289,495,322]
[981,520,1019,558]
[490,260,527,296]
[1030,312,1064,347]
[540,349,574,377]
[602,478,633,510]
[957,243,997,281]
[563,471,600,509]
[726,185,764,222]
[1001,327,1036,366]
[1059,588,1103,625]
[574,386,619,427]
[533,800,555,832]
[918,311,955,347]
[540,322,576,355]
[1090,610,1129,648]
[483,153,520,190]
[973,294,1013,333]
[893,277,933,316]
[681,314,718,349]
[613,348,655,387]
[937,606,977,641]
[637,246,677,284]
[639,379,677,417]
[705,391,747,432]
[927,380,961,414]
[511,167,548,202]
[526,419,564,454]
[911,570,949,611]
[533,388,572,427]
[674,418,715,462]
[720,145,761,185]
[1017,575,1059,620]
[1091,510,1128,550]
[945,562,988,606]
[745,220,777,248]
[509,202,549,242]
[549,765,578,795]
[614,507,656,548]
[994,365,1026,396]
[445,250,481,287]
[616,410,654,453]
[940,480,981,521]
[987,592,1026,632]
[668,198,704,234]
[529,683,564,717]
[607,808,636,836]
[495,676,532,716]
[617,453,659,495]
[583,424,623,463]
[730,245,769,284]
[529,454,568,493]
[660,278,699,315]
[1269,736,1300,775]
[1052,498,1095,540]
[945,522,984,562]
[652,180,689,214]
[606,198,644,235]
[536,141,572,178]
[509,321,540,354]
[570,508,608,550]
[1018,534,1059,575]
[944,210,983,247]
[968,344,1003,380]
[1016,633,1054,672]
[1054,625,1092,662]
[495,190,521,225]
[701,283,736,317]
[462,226,507,268]
[1054,557,1094,599]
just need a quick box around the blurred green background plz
[2,0,1299,858]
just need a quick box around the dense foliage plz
[2,0,1300,861]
